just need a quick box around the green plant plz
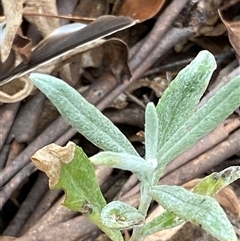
[30,50,240,241]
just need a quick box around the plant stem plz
[129,182,152,241]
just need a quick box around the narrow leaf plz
[90,151,154,173]
[145,102,158,167]
[156,75,240,176]
[194,166,240,196]
[31,141,123,241]
[141,211,184,237]
[101,201,145,229]
[156,50,216,151]
[150,185,237,241]
[30,73,138,156]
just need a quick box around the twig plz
[5,140,25,167]
[0,144,11,170]
[162,120,238,177]
[130,0,190,70]
[3,172,49,236]
[0,162,36,210]
[0,102,21,150]
[199,67,240,108]
[20,189,63,234]
[97,27,194,110]
[104,107,145,128]
[16,215,98,241]
[0,116,70,187]
[160,128,240,185]
[7,92,46,143]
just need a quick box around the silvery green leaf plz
[194,166,240,195]
[156,75,240,177]
[141,211,184,237]
[150,185,237,241]
[30,73,138,156]
[101,201,145,229]
[145,102,158,167]
[156,50,216,152]
[90,151,154,173]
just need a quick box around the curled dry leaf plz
[31,142,76,187]
[217,186,240,218]
[1,0,26,62]
[103,39,131,83]
[0,76,34,103]
[56,38,132,84]
[219,10,240,58]
[113,0,166,22]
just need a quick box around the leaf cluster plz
[30,51,240,241]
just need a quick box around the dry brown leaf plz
[219,10,240,57]
[113,0,166,22]
[31,142,76,187]
[58,38,132,84]
[95,233,112,241]
[24,0,60,37]
[1,0,26,62]
[35,39,105,75]
[103,39,131,83]
[0,49,15,75]
[0,76,34,103]
[12,34,32,64]
[217,186,240,217]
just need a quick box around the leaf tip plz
[196,50,217,70]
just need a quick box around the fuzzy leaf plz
[156,50,216,152]
[31,141,123,241]
[90,151,154,177]
[30,73,138,156]
[145,102,158,167]
[101,201,145,229]
[156,75,240,177]
[150,185,237,241]
[194,166,240,195]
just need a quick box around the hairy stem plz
[129,180,153,241]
